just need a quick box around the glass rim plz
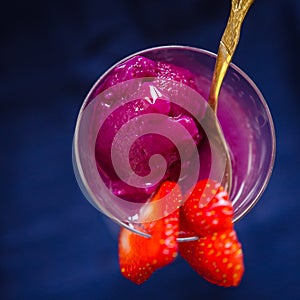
[73,44,276,241]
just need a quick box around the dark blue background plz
[1,0,300,299]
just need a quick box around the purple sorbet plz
[93,56,205,203]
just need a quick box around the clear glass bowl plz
[72,45,276,240]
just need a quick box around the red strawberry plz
[178,208,199,240]
[179,229,244,287]
[181,179,233,236]
[118,181,181,284]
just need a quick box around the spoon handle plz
[208,0,254,112]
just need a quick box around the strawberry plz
[179,229,244,287]
[181,179,233,236]
[178,208,200,239]
[118,181,181,284]
[179,179,244,287]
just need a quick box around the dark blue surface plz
[1,0,300,299]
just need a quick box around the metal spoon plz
[207,0,254,194]
[178,0,254,242]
